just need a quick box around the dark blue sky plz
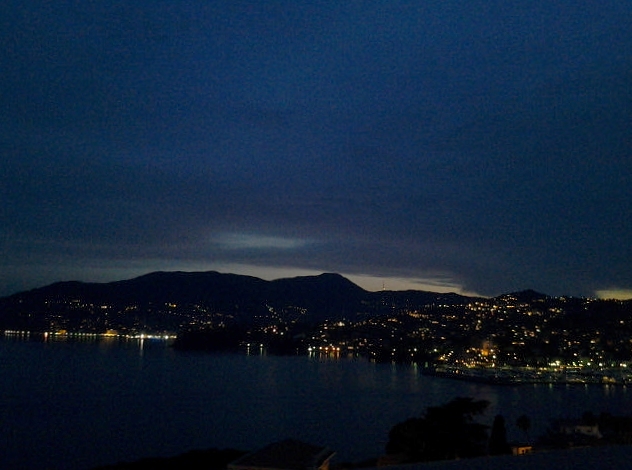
[2,1,631,298]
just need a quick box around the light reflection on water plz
[0,337,630,470]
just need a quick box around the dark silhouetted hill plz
[0,271,477,332]
[494,289,549,303]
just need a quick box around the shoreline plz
[422,365,632,386]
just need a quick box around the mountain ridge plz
[1,270,486,302]
[0,271,479,332]
[3,271,632,365]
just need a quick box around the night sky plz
[2,1,631,299]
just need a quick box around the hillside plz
[0,271,474,333]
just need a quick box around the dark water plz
[0,336,630,469]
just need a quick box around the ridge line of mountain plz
[1,270,555,301]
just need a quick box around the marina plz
[423,364,632,386]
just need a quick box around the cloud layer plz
[2,1,631,297]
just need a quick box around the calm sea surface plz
[1,336,631,470]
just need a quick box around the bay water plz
[0,336,630,469]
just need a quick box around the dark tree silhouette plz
[386,397,490,463]
[488,414,511,455]
[516,414,531,443]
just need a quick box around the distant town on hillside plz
[2,271,632,385]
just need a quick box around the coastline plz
[422,364,632,386]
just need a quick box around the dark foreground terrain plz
[93,448,246,470]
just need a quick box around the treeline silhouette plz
[93,397,632,469]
